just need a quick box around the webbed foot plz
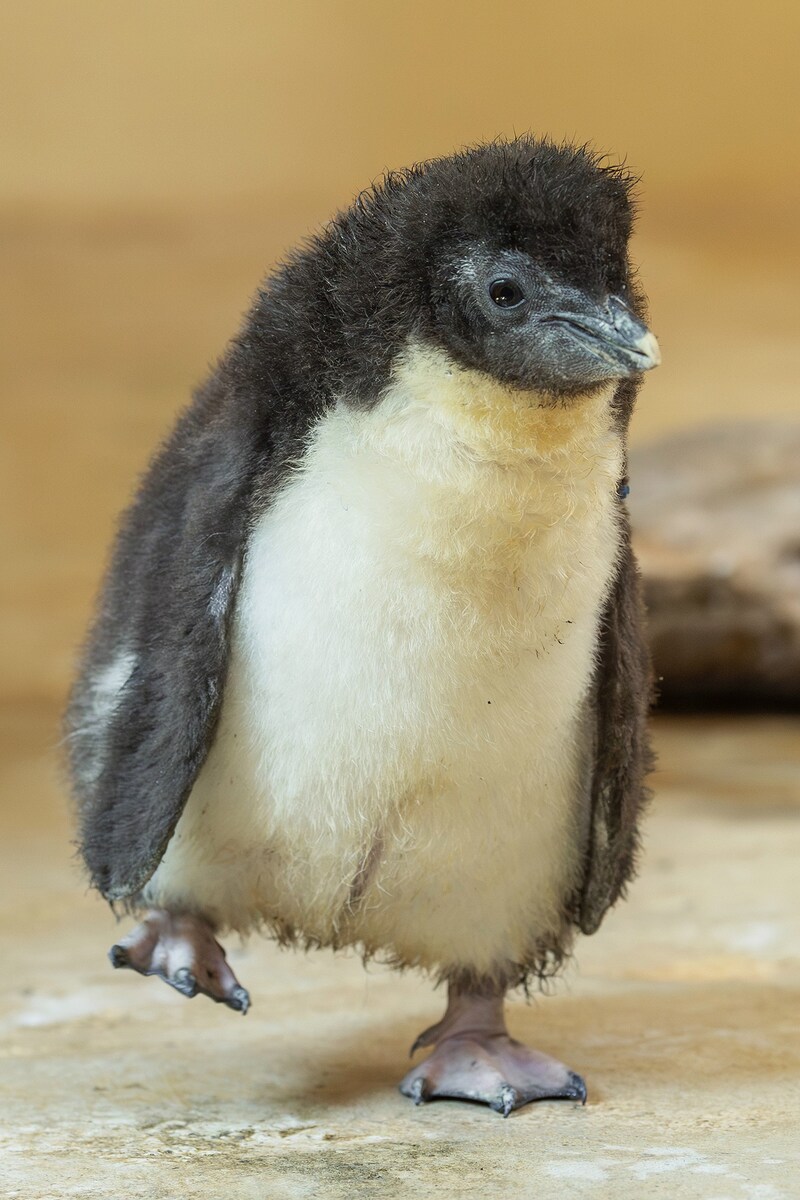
[109,910,250,1013]
[400,1032,585,1114]
[399,986,585,1115]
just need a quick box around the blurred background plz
[1,4,799,1190]
[2,0,799,710]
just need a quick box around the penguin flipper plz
[67,385,270,903]
[577,524,655,935]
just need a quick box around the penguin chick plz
[66,137,659,1115]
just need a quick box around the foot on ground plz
[400,987,586,1115]
[400,1031,585,1115]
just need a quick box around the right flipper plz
[109,910,250,1014]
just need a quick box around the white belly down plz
[145,351,623,980]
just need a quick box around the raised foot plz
[109,910,250,1014]
[400,1033,586,1116]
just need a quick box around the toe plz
[516,1068,587,1106]
[170,967,198,998]
[224,984,251,1014]
[493,1085,518,1117]
[108,919,161,974]
[108,944,130,969]
[399,1073,431,1105]
[564,1071,588,1104]
[194,959,251,1012]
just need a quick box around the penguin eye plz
[489,279,526,309]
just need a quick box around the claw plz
[170,967,198,998]
[565,1071,588,1104]
[409,1077,429,1106]
[496,1085,518,1117]
[226,985,251,1015]
[108,944,129,969]
[409,1019,442,1058]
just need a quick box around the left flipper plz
[577,521,655,935]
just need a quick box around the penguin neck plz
[371,341,618,469]
[323,342,624,540]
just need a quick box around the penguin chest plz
[155,389,623,970]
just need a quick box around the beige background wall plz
[2,0,799,707]
[3,1,799,206]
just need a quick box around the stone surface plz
[1,704,799,1198]
[630,422,800,708]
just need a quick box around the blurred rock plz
[629,422,800,708]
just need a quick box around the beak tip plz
[635,330,661,369]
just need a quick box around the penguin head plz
[395,138,660,398]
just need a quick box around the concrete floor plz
[1,709,798,1198]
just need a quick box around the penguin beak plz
[542,295,661,374]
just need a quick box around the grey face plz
[438,248,660,397]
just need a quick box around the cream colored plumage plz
[143,344,623,979]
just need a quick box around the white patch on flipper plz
[71,651,137,786]
[91,652,137,719]
[146,343,624,978]
[209,566,236,623]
